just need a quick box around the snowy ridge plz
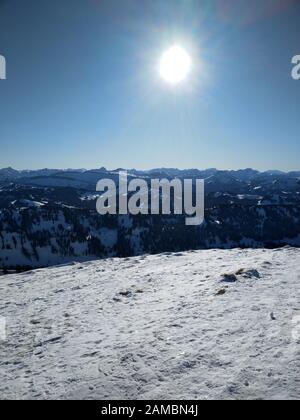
[0,247,300,400]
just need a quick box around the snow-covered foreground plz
[0,247,300,400]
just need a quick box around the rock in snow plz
[0,247,300,400]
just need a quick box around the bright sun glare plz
[159,45,192,85]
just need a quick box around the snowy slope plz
[0,247,300,400]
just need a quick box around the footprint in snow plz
[215,288,227,296]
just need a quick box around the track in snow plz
[0,247,300,400]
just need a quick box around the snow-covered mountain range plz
[1,247,299,400]
[0,167,299,270]
[1,167,300,190]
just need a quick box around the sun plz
[159,45,192,85]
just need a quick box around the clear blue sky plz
[0,0,299,171]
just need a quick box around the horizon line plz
[1,166,300,174]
